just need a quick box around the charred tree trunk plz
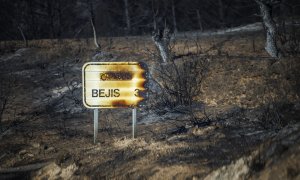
[46,0,55,39]
[153,16,157,31]
[90,18,100,48]
[196,10,203,32]
[171,0,178,33]
[256,0,281,58]
[124,0,131,33]
[88,0,100,49]
[218,0,225,28]
[152,0,158,31]
[57,1,62,39]
[28,0,37,39]
[152,27,171,63]
[0,98,7,130]
[18,26,28,47]
[279,0,288,34]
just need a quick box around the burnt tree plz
[255,0,281,58]
[87,0,100,49]
[152,27,172,63]
[123,0,131,33]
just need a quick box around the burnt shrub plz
[153,55,209,109]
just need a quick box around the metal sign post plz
[94,109,98,144]
[132,108,137,138]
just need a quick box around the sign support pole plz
[132,108,137,138]
[94,109,99,144]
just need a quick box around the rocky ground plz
[0,30,299,179]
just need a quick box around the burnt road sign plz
[82,62,147,108]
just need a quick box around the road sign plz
[82,62,147,108]
[82,62,147,143]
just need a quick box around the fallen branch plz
[0,162,51,174]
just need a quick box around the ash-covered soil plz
[0,32,299,179]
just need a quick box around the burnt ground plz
[0,31,300,179]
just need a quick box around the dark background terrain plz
[1,0,300,39]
